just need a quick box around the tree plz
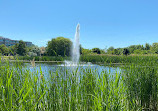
[17,40,27,56]
[27,46,40,56]
[107,46,114,54]
[9,44,18,55]
[145,43,150,50]
[134,49,142,54]
[81,48,92,55]
[40,47,46,56]
[47,37,72,56]
[0,44,9,55]
[128,45,144,53]
[107,46,114,51]
[112,49,119,55]
[116,48,123,55]
[92,48,101,54]
[151,43,158,54]
[123,48,130,56]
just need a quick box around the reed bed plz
[80,54,158,64]
[16,54,158,64]
[0,57,157,110]
[123,63,158,111]
[17,56,71,62]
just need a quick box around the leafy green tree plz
[9,44,18,55]
[107,46,114,54]
[40,47,46,56]
[151,43,158,54]
[92,48,101,54]
[47,37,72,56]
[117,48,123,55]
[135,45,144,50]
[128,45,144,53]
[145,43,150,50]
[123,48,130,56]
[0,44,9,55]
[134,49,143,54]
[100,49,106,54]
[27,46,40,56]
[128,45,136,53]
[17,40,27,56]
[81,48,92,55]
[112,49,119,55]
[107,46,114,51]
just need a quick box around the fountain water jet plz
[63,24,80,66]
[72,23,80,65]
[61,24,93,67]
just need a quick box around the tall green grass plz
[17,56,71,61]
[14,54,158,65]
[0,57,157,110]
[80,54,158,64]
[123,62,158,110]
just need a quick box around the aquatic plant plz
[0,57,157,110]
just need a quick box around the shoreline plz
[5,60,64,63]
[6,60,124,65]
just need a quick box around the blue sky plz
[0,0,158,49]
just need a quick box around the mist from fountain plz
[60,24,93,67]
[72,23,80,65]
[62,24,80,66]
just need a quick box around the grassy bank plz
[80,54,158,64]
[0,57,157,110]
[6,54,158,65]
[16,56,71,61]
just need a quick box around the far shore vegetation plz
[0,36,158,63]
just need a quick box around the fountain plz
[72,23,80,65]
[63,24,80,66]
[62,24,93,67]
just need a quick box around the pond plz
[22,62,122,80]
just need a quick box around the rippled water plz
[23,62,121,78]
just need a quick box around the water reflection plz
[23,62,121,79]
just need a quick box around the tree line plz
[105,43,158,55]
[0,40,42,56]
[0,37,71,57]
[81,43,158,55]
[1,37,158,56]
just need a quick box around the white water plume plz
[72,23,80,65]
